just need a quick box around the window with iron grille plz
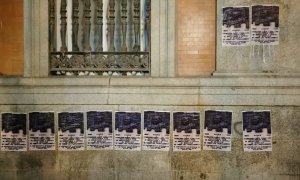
[49,0,151,76]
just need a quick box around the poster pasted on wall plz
[173,112,201,151]
[58,112,85,151]
[87,111,113,150]
[243,111,272,152]
[115,112,141,151]
[222,6,250,46]
[251,5,279,45]
[203,110,232,151]
[143,111,170,151]
[29,112,55,150]
[1,113,27,151]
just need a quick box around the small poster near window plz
[115,112,141,151]
[203,110,232,151]
[87,111,113,150]
[58,112,85,151]
[173,112,201,151]
[243,111,272,152]
[143,111,170,151]
[251,5,279,45]
[29,112,55,150]
[222,6,250,46]
[1,113,27,151]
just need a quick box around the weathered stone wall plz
[0,78,299,180]
[0,0,299,179]
[216,0,300,74]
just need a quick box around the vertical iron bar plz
[121,0,127,52]
[95,0,103,51]
[108,0,116,52]
[49,0,56,52]
[127,0,133,51]
[72,0,80,51]
[83,0,92,51]
[145,0,150,52]
[60,0,68,52]
[133,0,140,51]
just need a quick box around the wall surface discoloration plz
[0,105,299,180]
[216,0,300,74]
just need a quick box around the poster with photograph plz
[203,110,232,151]
[251,5,279,45]
[243,111,272,152]
[1,113,27,151]
[143,111,170,151]
[222,6,250,46]
[115,112,141,151]
[58,112,85,151]
[87,111,113,150]
[173,112,201,151]
[29,112,55,150]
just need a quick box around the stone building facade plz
[0,0,299,179]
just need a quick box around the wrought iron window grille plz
[49,0,151,77]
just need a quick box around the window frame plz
[24,0,176,78]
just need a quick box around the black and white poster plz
[1,113,27,151]
[251,5,279,45]
[243,111,272,152]
[203,110,232,151]
[58,112,85,151]
[115,112,141,151]
[143,111,170,151]
[222,6,250,46]
[173,112,201,151]
[29,112,55,150]
[87,111,113,150]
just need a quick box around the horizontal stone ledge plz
[213,72,300,77]
[0,94,298,106]
[0,77,299,88]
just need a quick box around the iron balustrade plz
[49,0,151,76]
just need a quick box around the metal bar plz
[108,0,115,51]
[60,0,68,51]
[72,0,80,51]
[49,0,56,52]
[83,0,92,51]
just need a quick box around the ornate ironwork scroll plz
[50,52,150,75]
[95,0,103,52]
[72,0,80,51]
[121,0,127,52]
[49,0,56,52]
[145,0,151,51]
[60,0,68,52]
[133,0,140,51]
[108,0,116,52]
[83,0,92,51]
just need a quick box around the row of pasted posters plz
[0,111,272,152]
[222,5,279,46]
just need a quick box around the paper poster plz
[86,111,113,150]
[203,110,232,151]
[1,113,27,151]
[29,112,55,150]
[143,111,170,151]
[173,112,201,151]
[222,6,250,46]
[115,112,141,151]
[251,5,279,45]
[58,112,85,151]
[243,111,272,152]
